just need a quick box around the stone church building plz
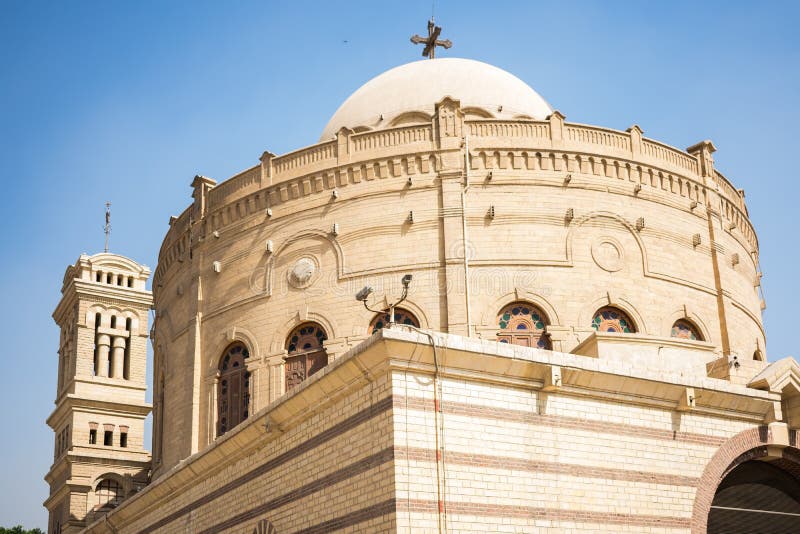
[45,47,800,533]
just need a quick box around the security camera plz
[355,286,374,302]
[401,274,413,288]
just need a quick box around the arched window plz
[591,306,636,333]
[95,479,123,510]
[216,343,250,437]
[123,318,132,379]
[496,302,551,349]
[671,319,703,341]
[285,323,328,390]
[369,308,420,334]
[154,373,164,464]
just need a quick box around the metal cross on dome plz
[410,18,452,59]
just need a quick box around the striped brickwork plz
[391,369,757,533]
[79,329,789,534]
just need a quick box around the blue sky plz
[1,0,798,528]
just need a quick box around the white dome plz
[320,58,553,141]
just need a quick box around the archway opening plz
[708,460,800,533]
[95,478,123,511]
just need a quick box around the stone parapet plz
[149,101,766,473]
[155,114,756,288]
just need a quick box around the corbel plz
[676,387,696,412]
[765,400,783,424]
[542,365,562,392]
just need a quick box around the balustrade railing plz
[160,117,757,274]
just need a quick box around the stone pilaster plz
[434,97,464,170]
[439,170,470,336]
[96,334,111,378]
[191,175,217,220]
[260,150,275,187]
[627,124,643,158]
[336,128,353,166]
[687,140,717,185]
[548,110,565,148]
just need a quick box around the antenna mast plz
[104,201,111,253]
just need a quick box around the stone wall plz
[151,105,766,476]
[82,328,784,533]
[391,369,752,532]
[85,349,397,533]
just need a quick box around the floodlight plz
[356,286,374,302]
[401,274,413,288]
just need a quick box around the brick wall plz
[85,328,783,533]
[86,367,397,533]
[390,369,753,532]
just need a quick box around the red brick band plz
[198,448,395,534]
[398,447,700,487]
[139,395,394,533]
[293,499,397,534]
[395,395,725,447]
[397,499,691,528]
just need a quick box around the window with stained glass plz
[671,319,702,341]
[591,307,636,333]
[285,323,328,390]
[496,302,551,349]
[369,308,420,334]
[217,343,250,437]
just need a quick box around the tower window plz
[96,272,102,282]
[103,430,113,446]
[127,277,133,288]
[124,318,132,380]
[95,479,123,510]
[89,429,97,445]
[106,273,112,284]
[119,432,127,448]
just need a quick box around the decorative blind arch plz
[217,343,250,437]
[496,302,551,349]
[671,319,703,341]
[369,308,420,334]
[285,323,328,390]
[591,306,636,333]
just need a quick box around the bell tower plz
[44,253,153,533]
